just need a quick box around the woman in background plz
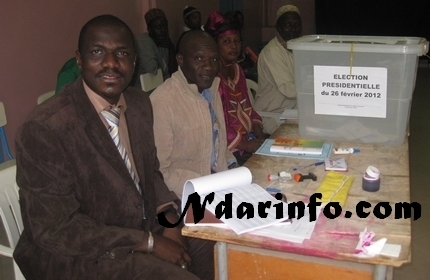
[204,11,266,165]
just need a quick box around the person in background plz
[223,10,259,82]
[132,8,177,90]
[205,11,265,166]
[150,29,237,198]
[183,6,202,31]
[253,5,302,134]
[55,57,80,93]
[14,14,212,280]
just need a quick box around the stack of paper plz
[182,167,290,235]
[181,167,323,242]
[249,204,323,243]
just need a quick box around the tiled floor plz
[393,66,430,280]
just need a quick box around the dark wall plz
[316,0,430,39]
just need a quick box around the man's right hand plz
[237,139,265,153]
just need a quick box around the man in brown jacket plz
[13,15,213,279]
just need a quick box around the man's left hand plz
[162,211,188,250]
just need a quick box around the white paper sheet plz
[182,167,290,234]
[250,204,323,243]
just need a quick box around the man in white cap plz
[253,5,302,134]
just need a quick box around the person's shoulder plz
[60,57,78,71]
[136,33,155,46]
[123,87,154,115]
[150,77,178,101]
[259,38,285,60]
[137,33,154,43]
[260,37,279,53]
[136,32,149,39]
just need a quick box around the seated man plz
[150,29,237,198]
[132,8,177,90]
[55,56,80,93]
[14,14,213,280]
[253,5,302,134]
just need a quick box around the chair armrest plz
[0,244,14,258]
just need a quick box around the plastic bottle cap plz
[267,174,279,181]
[365,165,380,179]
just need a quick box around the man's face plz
[148,17,169,41]
[177,34,219,93]
[276,12,302,42]
[185,12,202,30]
[76,25,136,104]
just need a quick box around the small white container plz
[362,165,381,192]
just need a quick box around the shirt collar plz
[276,31,291,52]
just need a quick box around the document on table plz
[182,167,290,235]
[255,139,333,160]
[249,204,323,243]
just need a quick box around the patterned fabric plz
[217,64,262,152]
[101,107,140,193]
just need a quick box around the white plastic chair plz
[37,90,55,105]
[0,163,25,280]
[0,102,14,164]
[140,68,163,92]
[245,78,257,106]
[245,79,283,129]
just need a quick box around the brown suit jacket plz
[13,78,178,279]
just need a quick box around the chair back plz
[245,79,258,106]
[243,80,283,133]
[0,102,14,163]
[37,90,55,105]
[0,164,25,280]
[140,68,164,92]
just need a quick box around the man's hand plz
[152,233,191,267]
[237,138,264,153]
[162,211,188,250]
[252,123,266,140]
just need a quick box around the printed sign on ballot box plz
[314,66,387,118]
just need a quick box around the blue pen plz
[292,161,324,171]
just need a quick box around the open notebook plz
[181,167,289,235]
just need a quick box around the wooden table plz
[182,123,411,280]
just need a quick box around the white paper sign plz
[314,66,387,118]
